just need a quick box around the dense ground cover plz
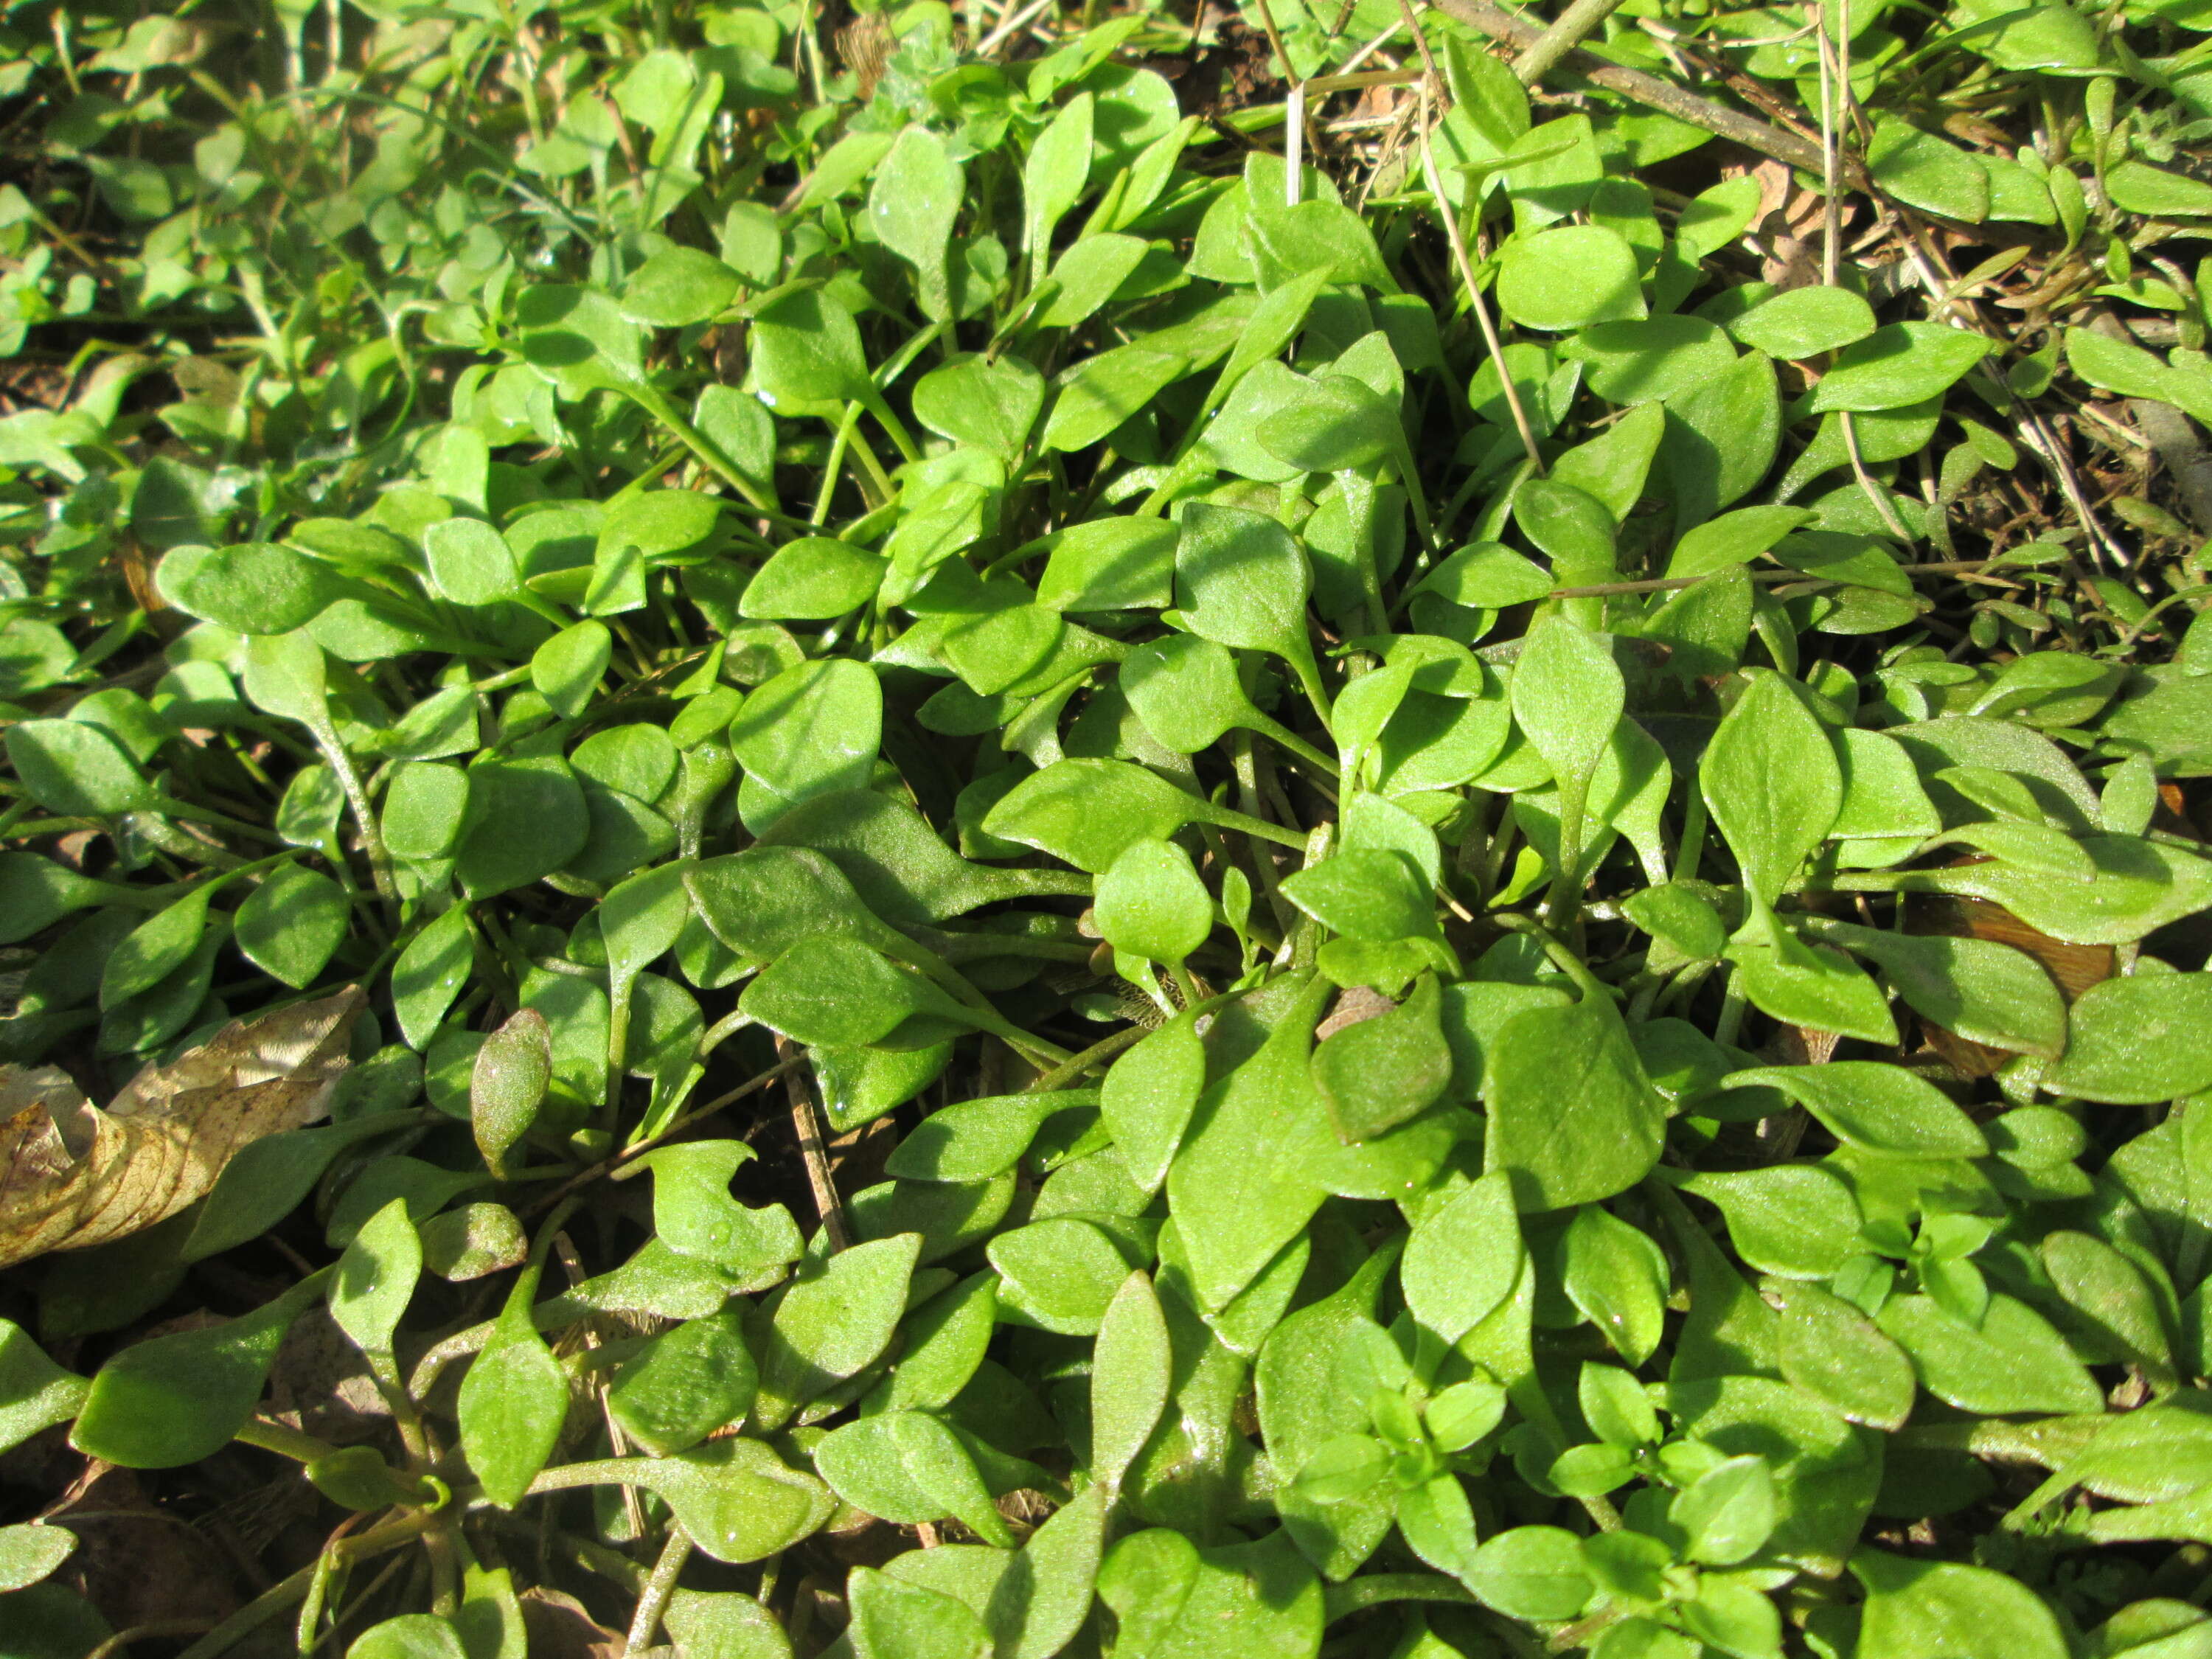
[4,0,2212,1653]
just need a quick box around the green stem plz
[233,1417,342,1464]
[1020,1020,1157,1091]
[858,390,922,467]
[1249,714,1340,778]
[1321,1574,1477,1624]
[1544,776,1590,927]
[174,1512,440,1659]
[814,404,861,524]
[624,384,778,514]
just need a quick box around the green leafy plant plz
[4,0,2212,1652]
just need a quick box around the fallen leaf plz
[519,1586,625,1659]
[40,1460,240,1632]
[0,987,365,1270]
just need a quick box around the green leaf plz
[1484,998,1664,1212]
[382,762,472,863]
[1121,633,1311,759]
[1703,672,1842,905]
[1100,1012,1207,1196]
[1662,350,1781,525]
[754,1232,922,1429]
[1773,1281,1916,1430]
[1731,286,1877,360]
[453,757,589,898]
[607,1309,757,1455]
[157,541,341,635]
[1673,1455,1777,1565]
[1096,838,1211,967]
[914,354,1046,459]
[1725,1062,1986,1158]
[1890,837,2212,946]
[986,1484,1105,1659]
[1810,323,1994,413]
[1043,345,1188,453]
[423,518,522,607]
[184,1112,419,1265]
[234,862,347,990]
[1562,1203,1669,1366]
[1097,1528,1323,1659]
[2105,160,2212,218]
[1496,226,1646,330]
[471,1009,551,1178]
[72,1274,327,1467]
[1876,1293,2104,1415]
[1511,616,1624,884]
[983,757,1299,873]
[630,1141,802,1279]
[1023,94,1094,285]
[1815,921,2066,1060]
[1168,978,1336,1312]
[1257,375,1400,475]
[1401,1172,1520,1343]
[849,1566,992,1659]
[563,1439,834,1562]
[1868,119,1991,222]
[1677,1162,1864,1279]
[740,934,929,1048]
[1467,1526,1595,1621]
[347,1614,468,1659]
[2042,1229,2172,1375]
[1399,1473,1481,1581]
[458,1266,568,1507]
[1311,974,1453,1142]
[1282,849,1436,945]
[665,1590,794,1659]
[0,1321,86,1457]
[0,1523,74,1595]
[740,537,886,621]
[328,1198,421,1359]
[531,621,613,720]
[1035,516,1177,611]
[728,657,881,810]
[1851,1551,2068,1659]
[1091,1270,1170,1499]
[5,720,153,816]
[1175,504,1323,706]
[390,905,474,1051]
[869,126,964,318]
[989,1216,1140,1335]
[886,1091,1095,1183]
[2046,973,2212,1103]
[619,246,740,328]
[880,1273,997,1413]
[751,287,872,408]
[1568,316,1737,407]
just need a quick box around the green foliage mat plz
[4,0,2212,1654]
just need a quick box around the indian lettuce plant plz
[2,0,2212,1652]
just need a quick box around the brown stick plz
[776,1034,851,1251]
[1512,0,1632,86]
[1425,0,1856,181]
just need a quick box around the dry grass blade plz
[0,986,366,1269]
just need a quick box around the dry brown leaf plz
[519,1587,626,1659]
[0,986,365,1270]
[40,1460,242,1632]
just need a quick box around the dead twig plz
[776,1034,850,1251]
[1425,0,1857,182]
